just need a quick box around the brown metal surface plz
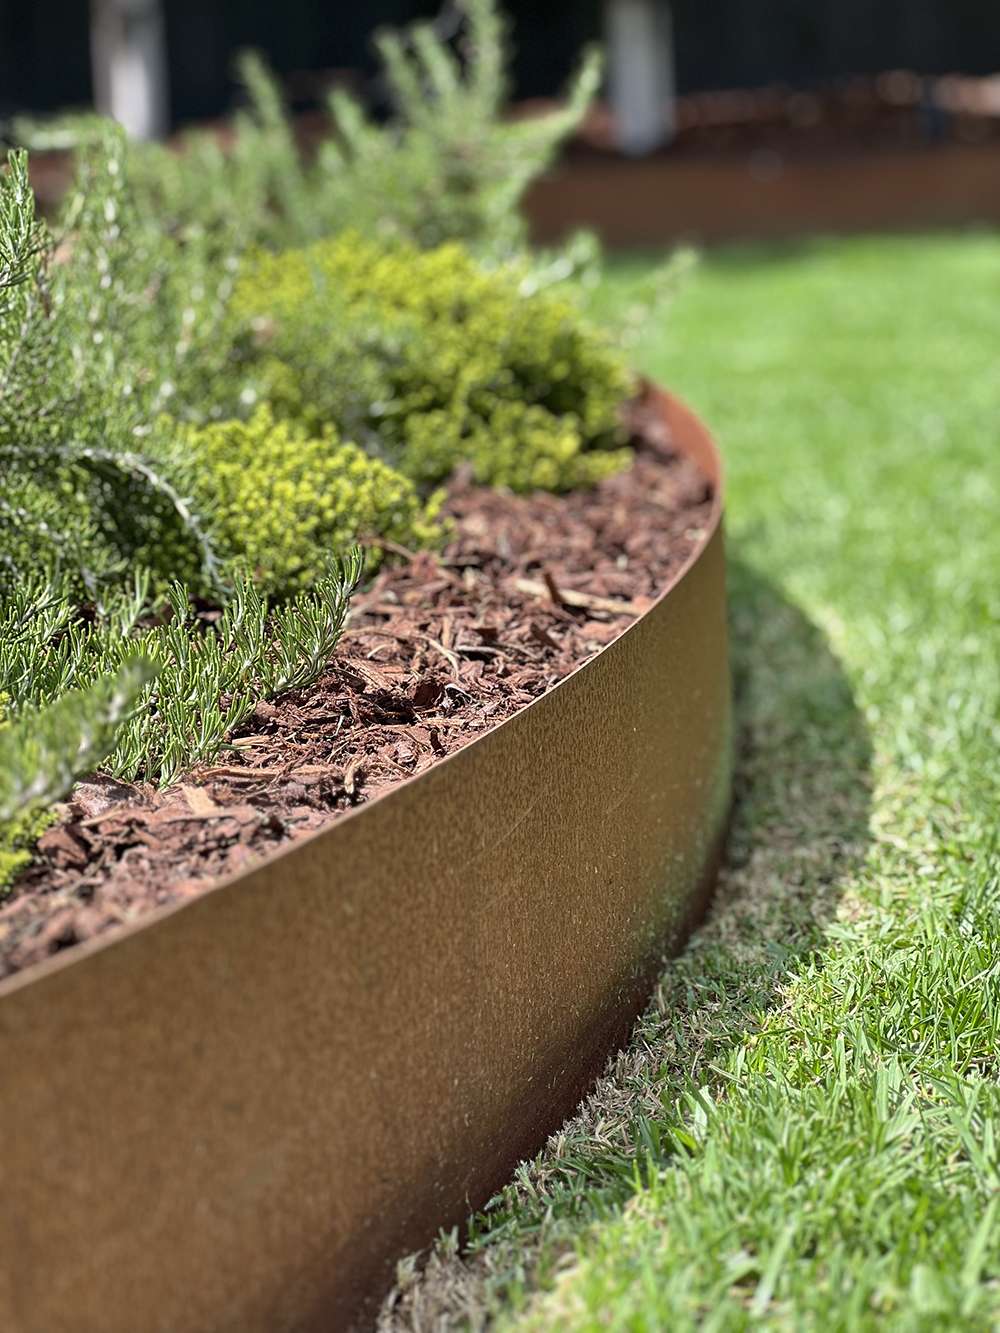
[0,390,730,1333]
[525,143,1000,247]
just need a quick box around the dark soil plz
[0,403,713,981]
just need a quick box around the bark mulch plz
[0,411,713,980]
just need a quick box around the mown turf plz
[380,233,1000,1331]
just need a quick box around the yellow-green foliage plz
[0,694,53,894]
[0,807,48,893]
[232,234,635,492]
[182,406,443,595]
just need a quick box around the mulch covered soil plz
[0,399,714,980]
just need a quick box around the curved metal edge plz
[0,388,723,1003]
[0,390,731,1333]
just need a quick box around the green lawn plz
[384,233,1000,1331]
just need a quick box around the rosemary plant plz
[0,142,227,595]
[117,0,601,259]
[0,550,363,797]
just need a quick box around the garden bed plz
[0,389,712,980]
[0,9,734,1326]
[0,388,729,1333]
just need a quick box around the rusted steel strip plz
[525,144,1000,246]
[0,389,730,1333]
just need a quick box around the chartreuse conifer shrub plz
[232,234,635,492]
[174,407,443,596]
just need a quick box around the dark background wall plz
[2,1,999,126]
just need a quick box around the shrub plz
[0,555,362,800]
[233,234,635,492]
[1,142,452,603]
[0,140,232,596]
[298,0,601,255]
[115,0,600,259]
[0,472,121,592]
[176,406,443,596]
[0,664,155,821]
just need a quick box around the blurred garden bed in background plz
[26,70,1000,245]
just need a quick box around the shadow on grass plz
[379,551,874,1326]
[700,236,835,268]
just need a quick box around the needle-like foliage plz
[316,0,601,253]
[0,660,157,825]
[0,660,155,890]
[0,550,362,795]
[0,141,228,595]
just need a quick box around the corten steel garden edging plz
[524,142,1000,247]
[0,388,730,1333]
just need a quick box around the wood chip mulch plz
[0,410,713,980]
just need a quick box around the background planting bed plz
[0,390,730,1333]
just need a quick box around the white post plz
[606,0,676,156]
[90,0,169,140]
